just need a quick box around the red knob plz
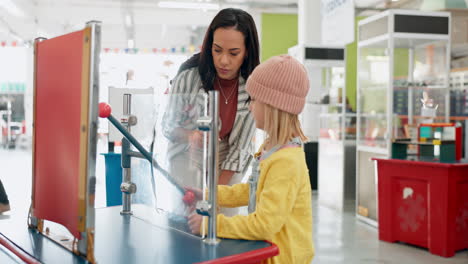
[99,102,111,118]
[183,191,196,205]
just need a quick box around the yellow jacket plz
[216,146,315,264]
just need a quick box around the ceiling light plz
[158,1,220,10]
[0,0,26,18]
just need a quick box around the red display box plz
[374,158,468,257]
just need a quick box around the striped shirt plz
[162,67,255,173]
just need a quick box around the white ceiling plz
[0,0,299,48]
[0,0,390,48]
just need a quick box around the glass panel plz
[358,47,389,148]
[127,93,208,238]
[319,113,357,141]
[392,42,449,140]
[321,67,346,113]
[357,150,386,221]
[318,65,353,142]
[411,42,448,121]
[450,71,468,117]
[319,114,342,140]
[129,94,158,207]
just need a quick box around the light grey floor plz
[0,148,467,264]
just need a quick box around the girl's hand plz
[183,187,203,213]
[188,213,203,235]
[189,130,204,148]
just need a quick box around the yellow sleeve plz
[217,183,249,208]
[216,158,299,241]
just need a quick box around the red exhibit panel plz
[33,29,89,239]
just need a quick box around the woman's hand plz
[188,213,203,235]
[219,170,235,185]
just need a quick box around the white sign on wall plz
[321,0,355,46]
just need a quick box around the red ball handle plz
[183,191,196,205]
[99,102,112,118]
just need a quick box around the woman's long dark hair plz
[177,8,260,93]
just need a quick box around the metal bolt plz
[196,200,211,216]
[120,182,137,194]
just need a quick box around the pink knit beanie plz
[246,54,309,115]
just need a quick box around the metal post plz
[408,48,414,125]
[445,14,452,123]
[202,93,208,237]
[121,93,134,215]
[6,101,11,145]
[387,12,394,156]
[205,91,220,244]
[123,94,132,131]
[121,138,135,215]
[465,120,468,160]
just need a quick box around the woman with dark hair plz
[162,8,260,209]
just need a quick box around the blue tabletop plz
[0,243,24,264]
[0,206,277,264]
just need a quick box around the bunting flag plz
[0,40,201,54]
[0,82,26,93]
[99,45,199,54]
[0,40,29,47]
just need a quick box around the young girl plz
[188,54,314,263]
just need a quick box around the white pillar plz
[297,1,324,142]
[298,0,322,46]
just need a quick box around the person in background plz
[0,179,10,213]
[162,8,260,216]
[188,55,315,263]
[125,69,135,86]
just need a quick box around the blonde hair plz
[262,103,308,149]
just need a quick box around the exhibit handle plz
[98,102,187,195]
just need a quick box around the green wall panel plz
[394,48,409,78]
[345,16,366,111]
[261,13,298,62]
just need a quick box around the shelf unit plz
[356,9,451,226]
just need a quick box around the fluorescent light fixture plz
[127,39,135,49]
[0,0,26,18]
[158,1,220,10]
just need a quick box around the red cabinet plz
[374,158,468,257]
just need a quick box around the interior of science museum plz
[0,0,467,263]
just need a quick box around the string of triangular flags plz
[0,41,22,47]
[102,45,201,54]
[0,40,201,54]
